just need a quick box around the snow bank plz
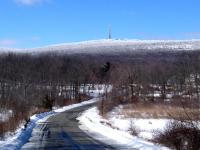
[0,111,54,150]
[77,107,170,150]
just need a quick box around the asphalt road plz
[21,103,117,150]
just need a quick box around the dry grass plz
[120,102,200,120]
[0,113,28,137]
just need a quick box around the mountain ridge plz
[1,39,200,54]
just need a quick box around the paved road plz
[21,103,117,150]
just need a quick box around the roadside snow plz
[77,107,170,150]
[53,98,99,113]
[0,111,55,150]
[0,97,100,150]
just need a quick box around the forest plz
[0,49,200,147]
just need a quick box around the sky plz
[0,0,200,48]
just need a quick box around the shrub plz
[154,120,200,150]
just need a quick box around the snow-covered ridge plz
[1,39,200,54]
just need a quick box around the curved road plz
[21,103,116,150]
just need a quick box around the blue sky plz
[0,0,200,48]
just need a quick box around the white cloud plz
[0,39,17,47]
[15,0,48,6]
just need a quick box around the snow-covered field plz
[107,106,170,140]
[77,107,170,150]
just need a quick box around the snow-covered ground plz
[0,98,100,150]
[77,107,170,150]
[107,106,170,140]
